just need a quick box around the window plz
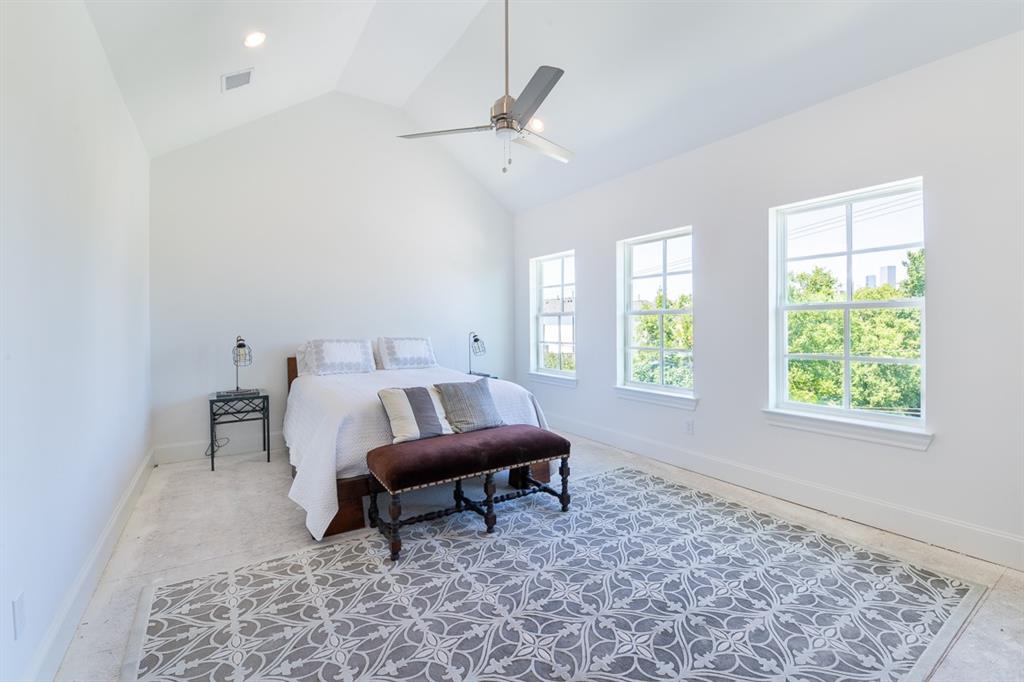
[530,251,575,376]
[619,228,693,393]
[771,178,925,423]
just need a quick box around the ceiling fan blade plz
[398,125,492,139]
[510,66,564,126]
[513,130,573,164]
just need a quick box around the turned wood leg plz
[389,493,402,561]
[368,491,380,527]
[559,457,571,512]
[454,479,464,512]
[483,473,497,533]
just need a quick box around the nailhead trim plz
[370,454,569,495]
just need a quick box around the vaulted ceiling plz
[85,0,1022,211]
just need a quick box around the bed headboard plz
[287,356,298,393]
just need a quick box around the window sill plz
[527,372,577,388]
[615,385,698,411]
[763,408,933,451]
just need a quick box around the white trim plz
[154,431,286,464]
[25,448,156,682]
[614,385,698,410]
[527,371,578,388]
[763,407,933,450]
[545,413,1022,570]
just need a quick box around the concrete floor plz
[57,433,1023,681]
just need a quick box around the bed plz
[283,357,552,539]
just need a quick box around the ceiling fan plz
[398,0,573,167]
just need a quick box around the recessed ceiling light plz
[244,32,266,48]
[528,117,545,133]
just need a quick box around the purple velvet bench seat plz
[366,424,571,561]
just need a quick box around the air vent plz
[221,68,254,92]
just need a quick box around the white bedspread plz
[283,368,548,539]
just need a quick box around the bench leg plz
[454,479,464,512]
[389,493,402,561]
[483,473,497,533]
[559,456,571,512]
[368,491,380,527]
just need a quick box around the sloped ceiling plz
[86,0,1023,211]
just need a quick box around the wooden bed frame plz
[287,356,550,536]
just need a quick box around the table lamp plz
[217,336,259,398]
[468,331,488,376]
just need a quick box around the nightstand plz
[207,390,270,471]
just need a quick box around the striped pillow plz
[378,386,454,444]
[433,378,505,433]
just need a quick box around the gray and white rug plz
[124,468,981,682]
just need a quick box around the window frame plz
[769,178,926,427]
[529,250,576,378]
[618,227,695,397]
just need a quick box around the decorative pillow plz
[378,386,454,443]
[377,337,438,370]
[297,339,374,376]
[433,378,505,433]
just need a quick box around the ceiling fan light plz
[244,31,266,48]
[528,117,544,132]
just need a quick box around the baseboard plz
[549,412,1024,571]
[24,447,156,682]
[154,431,286,464]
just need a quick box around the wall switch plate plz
[685,420,695,435]
[11,592,25,641]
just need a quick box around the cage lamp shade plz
[233,336,253,367]
[470,333,486,356]
[468,332,487,375]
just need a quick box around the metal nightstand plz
[207,390,270,471]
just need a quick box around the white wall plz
[515,33,1023,569]
[150,91,513,462]
[0,2,152,679]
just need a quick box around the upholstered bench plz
[366,424,571,560]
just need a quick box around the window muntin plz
[774,179,925,422]
[531,251,575,376]
[622,229,693,392]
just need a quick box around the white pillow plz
[297,339,375,376]
[377,337,438,370]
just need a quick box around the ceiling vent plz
[221,68,254,92]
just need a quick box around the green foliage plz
[542,349,575,372]
[785,249,924,417]
[788,268,844,303]
[851,363,920,414]
[629,289,693,389]
[787,360,842,406]
[901,248,926,298]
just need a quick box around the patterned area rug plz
[124,468,981,682]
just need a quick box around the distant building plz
[865,275,877,288]
[880,265,896,286]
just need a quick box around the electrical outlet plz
[11,592,25,641]
[685,420,695,435]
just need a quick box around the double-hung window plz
[619,228,693,393]
[530,251,575,376]
[771,178,925,424]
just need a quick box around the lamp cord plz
[205,436,230,458]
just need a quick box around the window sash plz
[774,181,925,422]
[533,253,575,375]
[622,229,693,393]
